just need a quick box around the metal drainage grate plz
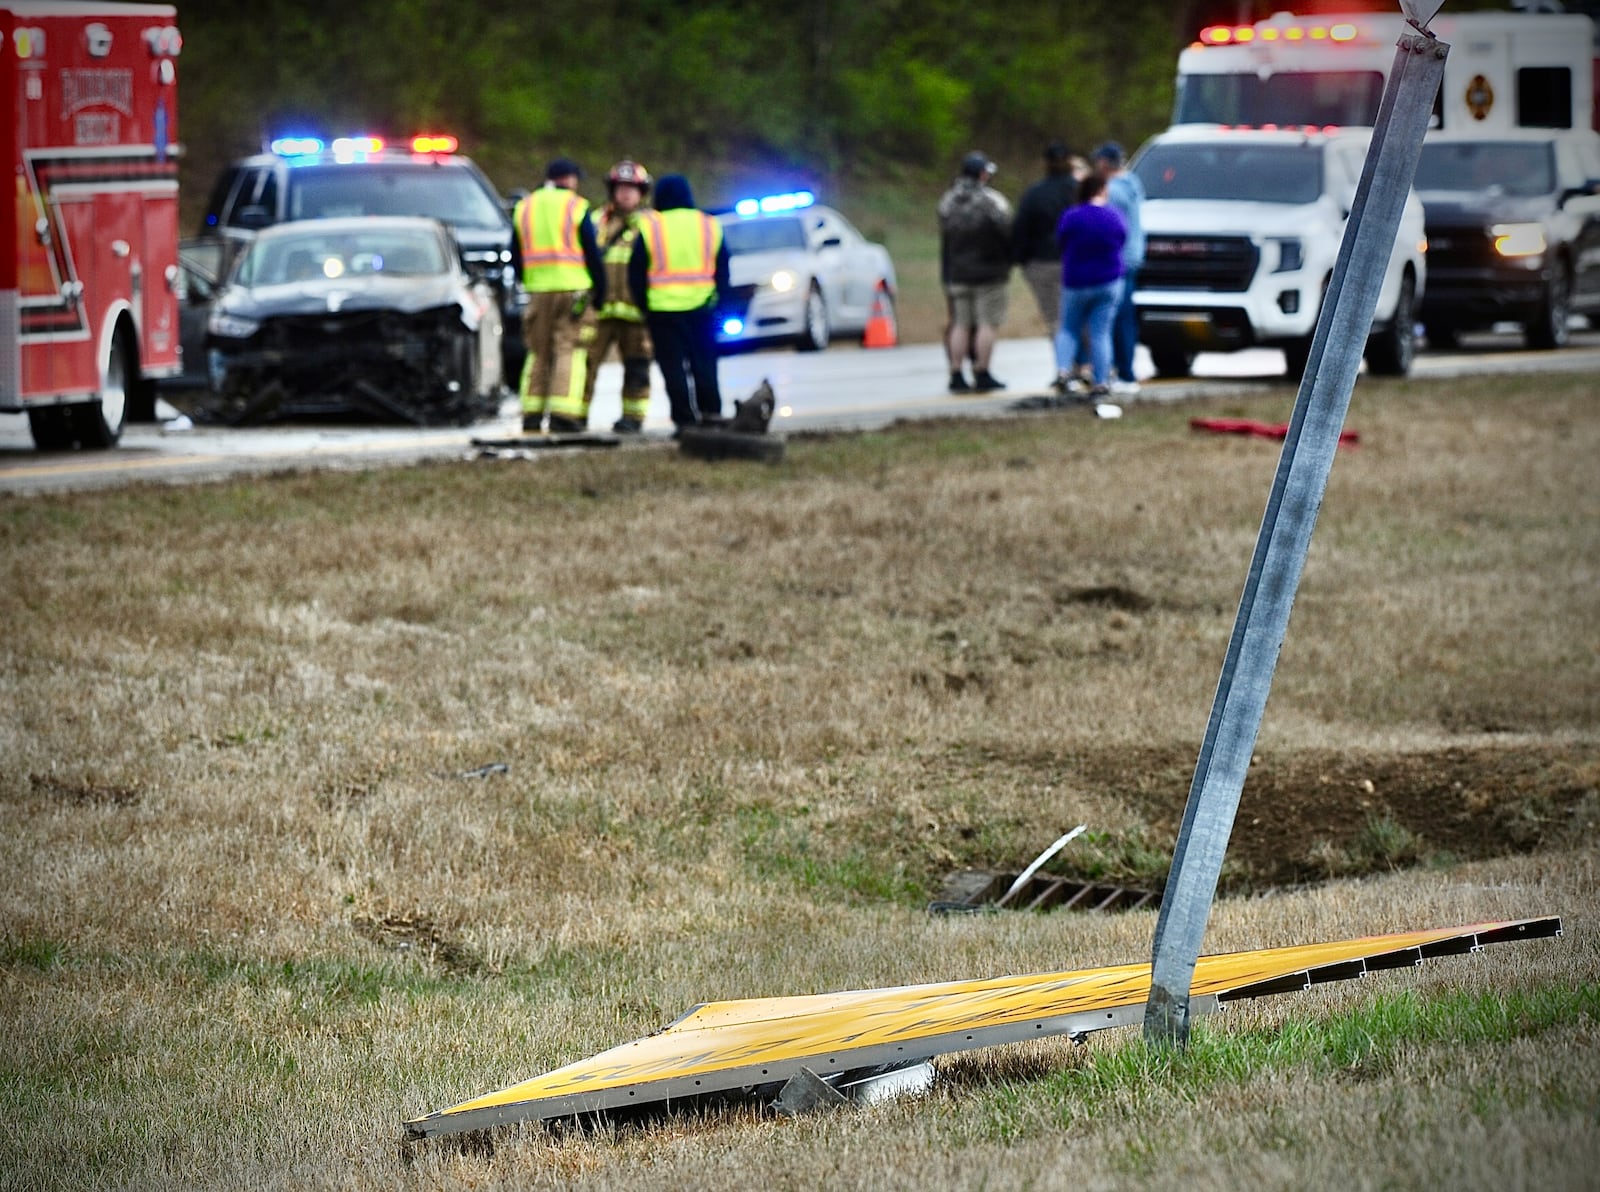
[929,869,1160,916]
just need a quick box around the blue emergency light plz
[269,136,325,157]
[722,317,745,336]
[733,190,816,216]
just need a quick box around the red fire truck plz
[3,2,182,450]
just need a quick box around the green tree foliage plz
[178,0,1192,214]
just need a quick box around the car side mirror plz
[233,204,274,230]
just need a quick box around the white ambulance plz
[1173,9,1597,134]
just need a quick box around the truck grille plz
[1142,235,1258,292]
[1422,227,1496,270]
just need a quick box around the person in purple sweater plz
[1053,173,1127,397]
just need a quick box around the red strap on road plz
[1190,418,1360,447]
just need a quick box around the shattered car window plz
[239,226,451,287]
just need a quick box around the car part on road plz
[678,380,785,461]
[469,433,621,454]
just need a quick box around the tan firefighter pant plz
[582,317,653,423]
[519,290,595,422]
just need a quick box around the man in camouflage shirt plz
[938,151,1013,393]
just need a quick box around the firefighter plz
[583,160,655,434]
[512,157,606,433]
[627,173,730,432]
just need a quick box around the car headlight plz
[768,270,796,293]
[1491,223,1545,258]
[207,309,261,339]
[1270,238,1305,274]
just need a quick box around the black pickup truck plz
[1415,129,1600,349]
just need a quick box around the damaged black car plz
[202,216,503,425]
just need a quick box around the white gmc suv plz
[1130,126,1427,378]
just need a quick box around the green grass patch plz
[975,982,1600,1142]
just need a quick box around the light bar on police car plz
[270,136,324,157]
[733,190,816,216]
[411,134,458,154]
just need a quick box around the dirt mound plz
[1078,742,1600,890]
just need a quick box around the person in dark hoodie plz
[628,173,731,431]
[1012,141,1084,336]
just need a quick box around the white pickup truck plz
[1130,126,1427,378]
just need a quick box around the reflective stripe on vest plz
[596,209,644,322]
[643,208,720,313]
[517,187,591,293]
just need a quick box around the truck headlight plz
[768,270,796,292]
[1491,223,1545,258]
[207,309,261,339]
[1270,238,1304,274]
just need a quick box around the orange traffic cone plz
[862,286,897,349]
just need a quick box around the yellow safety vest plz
[515,186,592,293]
[642,208,721,313]
[595,207,645,322]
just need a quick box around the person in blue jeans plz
[1054,173,1127,397]
[1094,142,1146,394]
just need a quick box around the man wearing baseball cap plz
[937,150,1013,393]
[511,157,606,433]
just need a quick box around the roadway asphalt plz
[2,329,1596,495]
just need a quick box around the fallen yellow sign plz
[405,916,1560,1138]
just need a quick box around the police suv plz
[199,134,523,377]
[1130,125,1427,378]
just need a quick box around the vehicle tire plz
[71,330,131,449]
[797,285,830,351]
[1524,256,1571,350]
[1282,337,1313,379]
[27,406,75,451]
[1150,346,1193,378]
[1365,272,1416,376]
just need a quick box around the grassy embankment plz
[2,373,1597,1189]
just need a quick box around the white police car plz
[716,192,897,351]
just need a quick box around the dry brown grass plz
[1,372,1597,1189]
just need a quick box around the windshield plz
[286,164,507,230]
[1174,71,1385,127]
[1415,142,1556,197]
[720,217,807,254]
[238,225,450,287]
[1134,142,1325,204]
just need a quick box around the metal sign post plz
[1144,10,1450,1048]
